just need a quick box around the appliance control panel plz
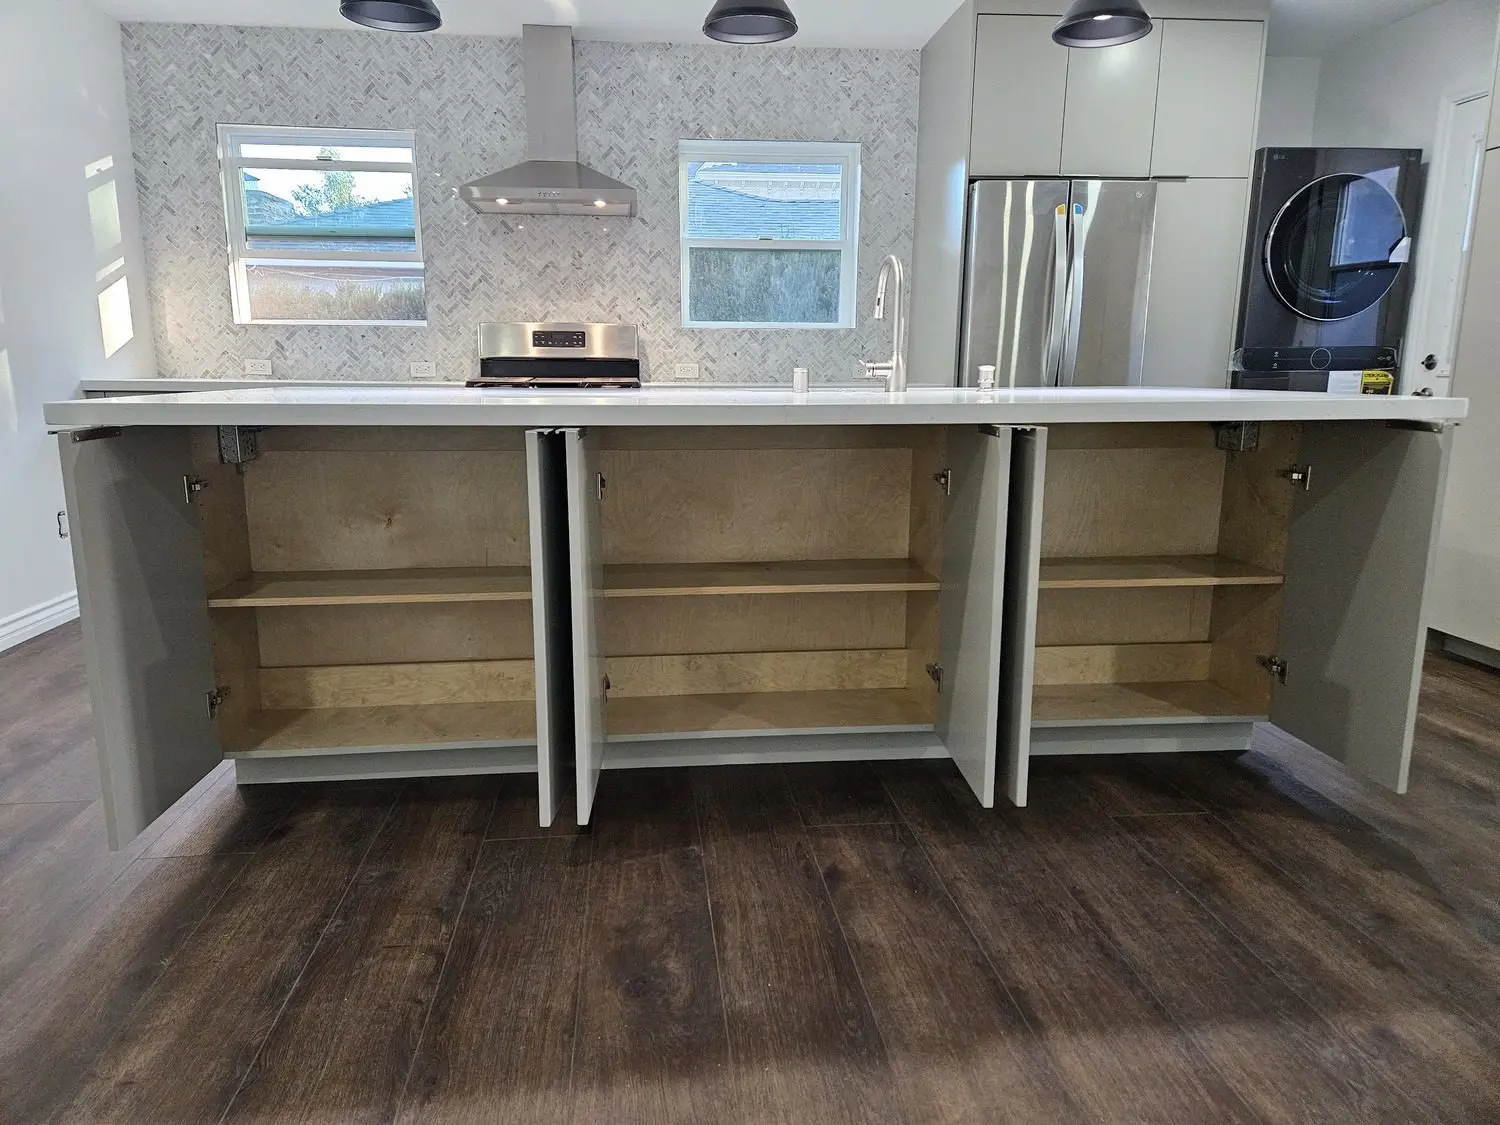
[533,330,587,349]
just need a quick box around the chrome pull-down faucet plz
[862,254,907,392]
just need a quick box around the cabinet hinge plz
[933,469,953,496]
[926,662,944,692]
[1279,464,1313,492]
[1257,655,1289,685]
[206,686,230,719]
[596,473,607,502]
[182,475,210,504]
[217,426,260,465]
[602,673,611,698]
[1214,421,1261,453]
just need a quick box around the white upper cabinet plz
[1061,32,1162,177]
[970,15,1068,177]
[1151,20,1266,177]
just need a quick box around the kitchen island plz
[44,386,1467,846]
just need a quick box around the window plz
[218,125,425,325]
[679,141,860,329]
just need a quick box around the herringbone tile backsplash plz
[121,23,919,384]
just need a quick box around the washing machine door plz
[1264,172,1411,322]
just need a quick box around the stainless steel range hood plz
[460,24,637,217]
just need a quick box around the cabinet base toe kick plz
[234,745,539,785]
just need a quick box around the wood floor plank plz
[783,762,900,826]
[0,853,244,1124]
[1023,776,1442,1125]
[221,778,498,1125]
[394,834,592,1125]
[51,787,396,1125]
[571,771,727,1125]
[141,764,299,858]
[881,763,1260,1125]
[1120,809,1500,1125]
[484,776,580,839]
[692,766,905,1125]
[806,818,1089,1125]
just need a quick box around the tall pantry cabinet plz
[911,0,1269,390]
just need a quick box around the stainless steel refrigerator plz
[959,179,1157,388]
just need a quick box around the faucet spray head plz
[874,269,889,320]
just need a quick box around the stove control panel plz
[533,330,587,349]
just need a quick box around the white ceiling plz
[1267,0,1452,54]
[90,0,949,48]
[91,0,1455,54]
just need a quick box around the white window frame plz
[679,140,861,330]
[217,123,426,326]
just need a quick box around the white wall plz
[1313,0,1499,155]
[1257,57,1321,147]
[0,0,156,649]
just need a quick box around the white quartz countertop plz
[45,385,1469,428]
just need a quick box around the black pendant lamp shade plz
[703,0,798,43]
[1052,0,1152,47]
[340,0,442,32]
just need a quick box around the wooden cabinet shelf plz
[225,701,538,758]
[601,559,941,599]
[1038,555,1284,590]
[606,688,936,740]
[207,567,533,607]
[1031,681,1268,726]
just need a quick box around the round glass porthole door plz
[1264,172,1409,322]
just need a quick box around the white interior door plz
[563,428,606,825]
[936,425,1014,807]
[1271,422,1448,792]
[1405,93,1488,394]
[60,427,222,849]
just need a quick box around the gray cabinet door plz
[563,428,606,825]
[1272,422,1449,792]
[1140,178,1250,388]
[526,430,569,827]
[998,428,1047,807]
[59,427,222,849]
[1150,20,1265,178]
[937,425,1015,807]
[970,15,1068,177]
[1061,31,1161,178]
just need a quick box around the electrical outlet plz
[409,361,438,381]
[673,363,701,382]
[243,359,273,376]
[56,510,69,539]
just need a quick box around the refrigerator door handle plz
[1059,201,1088,387]
[1045,204,1070,387]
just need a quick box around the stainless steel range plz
[470,322,641,388]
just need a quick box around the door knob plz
[1422,354,1438,370]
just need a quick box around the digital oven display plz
[533,330,587,349]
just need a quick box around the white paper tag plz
[1326,370,1364,395]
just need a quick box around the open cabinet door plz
[59,427,222,849]
[998,428,1047,807]
[1271,421,1449,792]
[563,428,606,825]
[936,425,1015,807]
[526,431,572,827]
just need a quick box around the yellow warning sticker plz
[1361,370,1395,395]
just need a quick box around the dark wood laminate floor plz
[5,623,1500,1124]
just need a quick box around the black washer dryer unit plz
[1232,146,1423,390]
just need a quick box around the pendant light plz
[340,0,442,32]
[1052,0,1152,47]
[703,0,798,43]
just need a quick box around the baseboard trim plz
[0,591,80,653]
[1439,633,1500,672]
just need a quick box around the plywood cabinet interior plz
[566,425,1012,822]
[188,426,558,814]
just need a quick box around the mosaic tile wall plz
[121,23,920,383]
